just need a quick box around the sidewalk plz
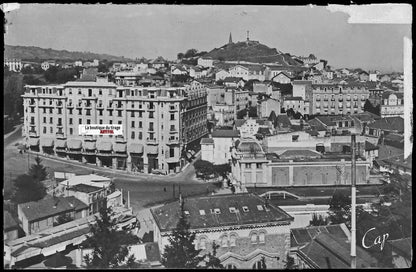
[25,149,201,182]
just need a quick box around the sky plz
[4,4,412,73]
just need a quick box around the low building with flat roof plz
[17,196,89,235]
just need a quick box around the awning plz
[40,138,54,147]
[97,141,112,151]
[55,139,67,148]
[146,145,159,155]
[113,143,127,153]
[28,138,40,146]
[128,143,144,154]
[67,139,82,149]
[84,141,96,150]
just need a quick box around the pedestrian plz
[163,187,166,192]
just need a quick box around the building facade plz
[151,193,294,269]
[380,92,404,118]
[22,79,207,174]
[4,58,23,72]
[231,138,371,189]
[309,83,370,115]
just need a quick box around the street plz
[3,126,218,213]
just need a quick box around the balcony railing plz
[146,138,157,144]
[29,130,37,137]
[67,103,74,108]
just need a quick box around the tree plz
[184,49,198,59]
[82,199,140,268]
[11,174,47,204]
[213,164,231,179]
[29,156,48,182]
[309,213,329,226]
[177,52,185,60]
[284,254,297,269]
[161,200,204,268]
[194,160,214,180]
[328,191,351,226]
[203,241,223,268]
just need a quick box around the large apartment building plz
[292,81,370,116]
[22,79,207,174]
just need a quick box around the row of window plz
[245,163,264,169]
[198,231,266,250]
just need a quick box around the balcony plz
[29,130,37,137]
[56,131,65,138]
[85,104,92,109]
[169,106,178,112]
[316,98,321,101]
[146,138,158,144]
[67,103,74,108]
[76,103,83,108]
[167,137,180,145]
[57,123,63,127]
[147,106,155,111]
[56,102,63,108]
[338,98,343,102]
[97,104,103,108]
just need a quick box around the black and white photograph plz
[3,3,412,269]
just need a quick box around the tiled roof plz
[314,116,337,127]
[299,232,378,268]
[234,119,246,128]
[200,138,214,145]
[212,129,240,138]
[387,237,412,260]
[284,96,303,101]
[275,115,291,128]
[290,223,349,247]
[384,133,404,143]
[223,77,244,83]
[151,193,293,232]
[4,211,19,230]
[68,184,104,194]
[364,141,379,151]
[368,117,404,132]
[18,196,89,222]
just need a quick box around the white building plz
[197,57,214,68]
[74,60,83,67]
[380,91,404,118]
[215,69,230,81]
[200,130,240,165]
[4,58,22,72]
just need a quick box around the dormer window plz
[199,210,205,215]
[242,206,249,212]
[184,211,190,216]
[229,207,236,213]
[257,205,264,211]
[214,208,221,214]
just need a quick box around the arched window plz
[199,237,207,250]
[250,232,258,244]
[226,264,237,269]
[253,259,265,269]
[221,235,228,247]
[259,232,266,244]
[230,234,237,247]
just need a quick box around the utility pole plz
[351,134,357,269]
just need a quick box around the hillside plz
[4,45,134,62]
[203,41,302,66]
